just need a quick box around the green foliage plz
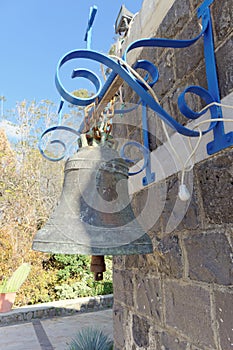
[54,276,113,300]
[0,101,113,306]
[72,89,90,99]
[0,263,31,293]
[13,254,113,306]
[108,44,116,56]
[54,256,113,300]
[66,327,113,350]
[17,264,58,306]
[44,254,91,281]
[55,281,92,299]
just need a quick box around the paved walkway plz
[0,308,113,350]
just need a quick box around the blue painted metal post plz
[84,5,98,50]
[57,99,64,125]
[142,102,155,186]
[198,2,233,154]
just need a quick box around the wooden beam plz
[95,74,124,118]
[83,74,123,132]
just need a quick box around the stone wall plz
[113,0,233,349]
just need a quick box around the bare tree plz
[0,100,64,275]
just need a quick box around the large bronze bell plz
[32,144,153,278]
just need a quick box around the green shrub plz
[44,254,91,281]
[55,274,113,300]
[14,255,112,306]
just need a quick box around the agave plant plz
[67,327,113,350]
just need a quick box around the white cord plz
[199,102,233,113]
[179,117,233,201]
[109,55,160,104]
[109,54,233,200]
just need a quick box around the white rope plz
[109,54,233,200]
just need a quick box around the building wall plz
[113,0,233,349]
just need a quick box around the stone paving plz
[0,309,113,350]
[0,295,113,350]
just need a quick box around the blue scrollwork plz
[40,0,232,187]
[39,125,80,162]
[120,141,150,176]
[54,6,218,139]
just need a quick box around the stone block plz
[155,234,183,278]
[190,346,203,350]
[131,185,161,238]
[215,290,233,350]
[124,254,149,270]
[165,280,215,348]
[25,311,33,321]
[175,39,203,82]
[16,314,24,322]
[216,36,233,99]
[124,255,140,269]
[33,309,44,318]
[127,126,143,146]
[196,150,233,225]
[113,270,134,306]
[184,232,233,285]
[143,253,159,275]
[166,70,201,129]
[212,0,233,43]
[157,0,191,39]
[131,187,149,219]
[190,0,202,12]
[113,302,127,348]
[113,256,125,269]
[48,308,56,317]
[147,111,161,151]
[112,122,128,139]
[157,332,188,349]
[135,274,162,322]
[177,14,201,40]
[132,314,150,348]
[161,174,199,234]
[153,50,176,100]
[137,45,159,67]
[194,62,208,92]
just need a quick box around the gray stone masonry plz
[0,294,113,327]
[112,0,233,349]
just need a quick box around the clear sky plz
[0,0,143,116]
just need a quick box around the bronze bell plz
[32,144,153,278]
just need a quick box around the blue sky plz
[0,0,143,116]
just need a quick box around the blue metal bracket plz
[84,5,97,50]
[197,0,214,18]
[198,4,233,154]
[39,0,233,187]
[141,102,155,186]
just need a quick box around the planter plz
[0,292,16,313]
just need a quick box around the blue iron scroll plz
[39,0,233,186]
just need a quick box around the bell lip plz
[32,233,153,256]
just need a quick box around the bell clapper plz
[90,255,106,281]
